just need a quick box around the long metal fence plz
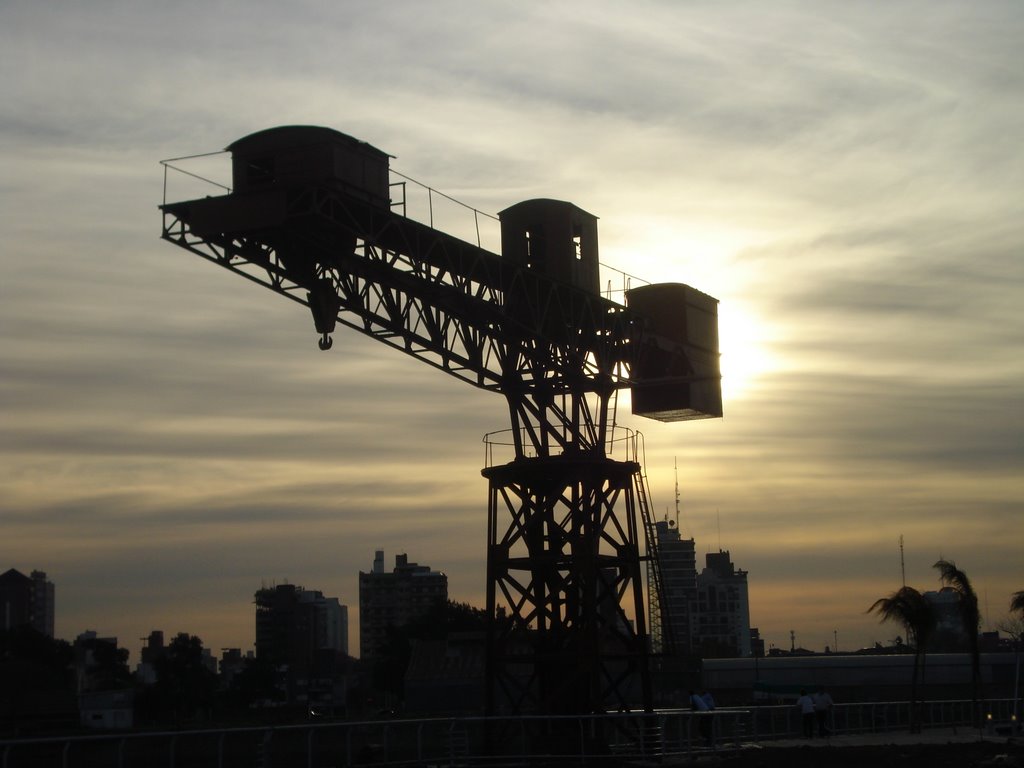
[1,698,1017,767]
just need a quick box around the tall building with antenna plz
[649,460,698,655]
[652,531,752,658]
[649,463,752,658]
[653,517,698,654]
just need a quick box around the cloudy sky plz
[2,0,1021,662]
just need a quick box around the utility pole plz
[900,534,906,587]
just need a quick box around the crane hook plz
[318,333,333,351]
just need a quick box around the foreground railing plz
[2,699,1017,767]
[748,698,1017,740]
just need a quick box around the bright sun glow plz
[717,303,775,400]
[606,224,780,402]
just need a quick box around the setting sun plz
[717,302,775,400]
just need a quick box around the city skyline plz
[2,2,1021,661]
[4,527,1014,664]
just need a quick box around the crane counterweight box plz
[626,282,723,422]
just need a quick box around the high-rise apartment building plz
[254,583,349,665]
[359,550,448,660]
[1,568,55,637]
[693,550,751,658]
[253,582,350,706]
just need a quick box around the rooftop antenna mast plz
[674,456,680,528]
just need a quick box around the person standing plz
[701,690,716,710]
[700,690,716,747]
[796,689,815,738]
[813,686,834,737]
[689,690,713,747]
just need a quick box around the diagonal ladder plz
[634,454,674,655]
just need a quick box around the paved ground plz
[763,725,1006,748]
[679,728,1024,768]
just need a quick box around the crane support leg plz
[483,455,652,719]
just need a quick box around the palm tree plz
[868,586,935,732]
[1011,591,1024,615]
[934,559,982,723]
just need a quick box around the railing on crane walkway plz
[159,153,648,305]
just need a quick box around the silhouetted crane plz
[160,125,721,716]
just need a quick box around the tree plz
[0,626,77,730]
[137,633,217,726]
[1005,591,1024,646]
[868,586,935,732]
[0,626,73,690]
[1005,592,1024,736]
[370,600,504,709]
[934,559,982,722]
[1011,591,1024,616]
[74,635,132,692]
[221,655,285,716]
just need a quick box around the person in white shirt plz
[813,687,834,737]
[795,689,815,738]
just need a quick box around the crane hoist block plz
[626,282,722,422]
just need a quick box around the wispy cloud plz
[1,0,1021,657]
